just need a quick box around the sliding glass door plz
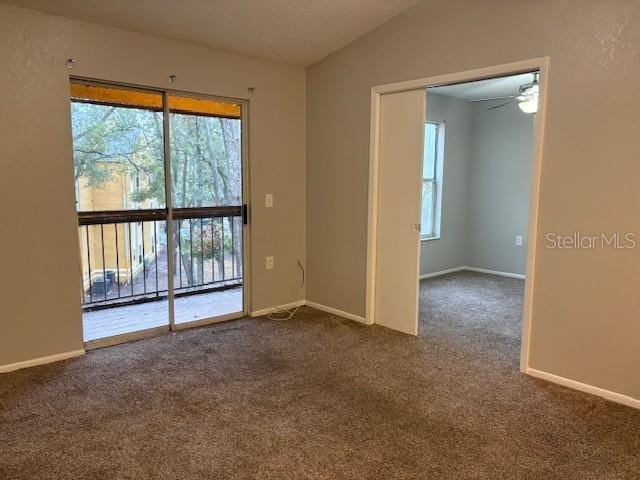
[168,94,244,325]
[70,82,246,344]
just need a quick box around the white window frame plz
[421,121,445,241]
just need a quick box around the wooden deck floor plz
[82,287,243,342]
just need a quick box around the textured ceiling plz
[430,73,537,101]
[3,0,421,66]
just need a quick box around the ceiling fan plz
[468,73,539,114]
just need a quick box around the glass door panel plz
[169,94,244,324]
[71,82,169,342]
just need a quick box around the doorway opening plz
[419,72,538,367]
[70,80,248,347]
[366,58,548,372]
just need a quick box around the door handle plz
[242,204,249,225]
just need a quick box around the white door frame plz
[365,57,550,372]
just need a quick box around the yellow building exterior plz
[77,164,157,299]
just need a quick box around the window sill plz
[421,235,440,242]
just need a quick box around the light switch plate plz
[266,256,274,270]
[265,193,273,208]
[515,235,523,246]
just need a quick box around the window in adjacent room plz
[421,121,444,239]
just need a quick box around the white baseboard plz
[419,266,466,279]
[464,266,525,279]
[0,349,85,374]
[249,300,306,318]
[251,299,367,325]
[420,266,525,280]
[526,367,640,410]
[305,300,368,324]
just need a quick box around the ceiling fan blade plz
[467,95,515,103]
[487,100,514,111]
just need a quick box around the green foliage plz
[71,102,241,209]
[71,100,243,284]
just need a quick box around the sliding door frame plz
[72,77,251,347]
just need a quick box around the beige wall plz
[307,0,640,399]
[0,4,306,366]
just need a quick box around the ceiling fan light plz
[518,97,538,114]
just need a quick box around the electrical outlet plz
[266,256,274,270]
[265,193,273,208]
[515,235,524,247]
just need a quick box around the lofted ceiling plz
[2,0,421,66]
[429,73,537,101]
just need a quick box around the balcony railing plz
[78,208,243,310]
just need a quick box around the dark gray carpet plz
[1,272,638,479]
